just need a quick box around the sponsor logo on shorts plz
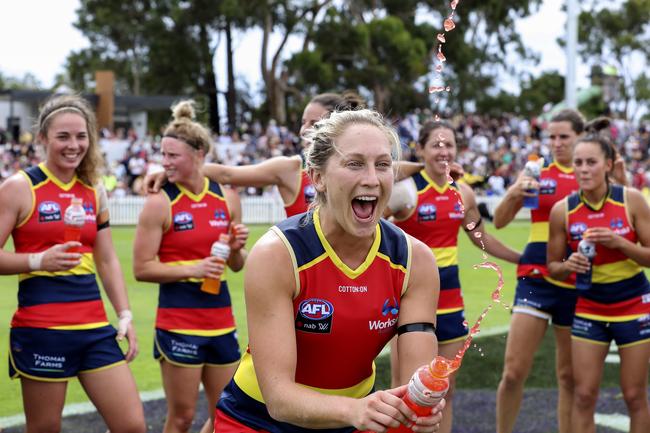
[295,298,333,334]
[32,353,66,371]
[170,339,199,359]
[38,201,61,222]
[173,211,194,231]
[417,203,437,222]
[540,178,557,195]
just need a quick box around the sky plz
[0,0,590,96]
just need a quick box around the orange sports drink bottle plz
[63,197,86,253]
[388,356,455,433]
[200,233,231,295]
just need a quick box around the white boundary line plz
[2,326,512,428]
[594,413,629,431]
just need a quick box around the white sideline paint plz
[594,413,629,431]
[1,326,512,427]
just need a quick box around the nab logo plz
[38,201,61,222]
[173,212,194,231]
[569,222,587,240]
[417,203,437,222]
[610,217,624,229]
[295,298,334,334]
[382,297,399,316]
[540,178,557,195]
[304,184,316,203]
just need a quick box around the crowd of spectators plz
[2,111,650,199]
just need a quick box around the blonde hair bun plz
[171,100,196,122]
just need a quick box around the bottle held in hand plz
[200,233,231,295]
[522,155,542,209]
[64,197,86,253]
[575,238,596,291]
[388,356,453,432]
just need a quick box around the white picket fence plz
[108,195,528,226]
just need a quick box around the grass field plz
[0,221,630,418]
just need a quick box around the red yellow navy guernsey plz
[284,170,315,217]
[11,163,108,330]
[217,209,412,433]
[156,179,236,336]
[566,184,650,322]
[394,170,464,316]
[518,159,578,287]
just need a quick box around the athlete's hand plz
[564,252,591,274]
[350,386,413,432]
[39,242,83,271]
[144,171,167,194]
[507,172,539,199]
[448,162,464,182]
[194,256,226,280]
[611,156,627,186]
[229,223,249,252]
[122,321,139,362]
[584,227,621,250]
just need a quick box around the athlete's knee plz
[499,363,529,389]
[555,364,574,391]
[169,407,196,432]
[572,386,598,411]
[621,385,649,412]
[26,419,62,433]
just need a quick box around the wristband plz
[28,252,44,271]
[397,322,436,336]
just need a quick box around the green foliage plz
[0,71,43,90]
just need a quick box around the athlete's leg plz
[618,341,650,433]
[160,360,203,433]
[21,378,67,433]
[79,364,145,433]
[437,340,463,433]
[570,339,608,433]
[496,312,548,433]
[552,325,574,433]
[198,363,239,433]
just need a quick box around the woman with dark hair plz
[387,120,520,433]
[0,95,145,433]
[133,100,249,433]
[548,120,650,433]
[214,109,444,433]
[493,109,585,433]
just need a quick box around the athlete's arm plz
[584,188,650,267]
[246,230,426,432]
[393,161,423,181]
[385,178,417,220]
[547,199,589,279]
[222,186,248,272]
[93,201,138,361]
[492,171,537,229]
[132,193,225,283]
[459,183,521,264]
[0,174,81,274]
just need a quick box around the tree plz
[577,0,650,118]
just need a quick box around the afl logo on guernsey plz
[295,298,333,334]
[417,203,437,222]
[304,184,316,204]
[539,178,557,195]
[173,211,194,232]
[38,201,61,222]
[569,222,587,240]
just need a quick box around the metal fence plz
[108,195,529,226]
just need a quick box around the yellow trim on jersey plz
[313,210,381,280]
[19,253,96,281]
[296,252,329,273]
[528,221,549,243]
[16,171,38,228]
[548,161,573,174]
[576,312,648,322]
[542,275,575,289]
[375,252,408,273]
[162,259,227,282]
[234,351,375,403]
[49,321,110,330]
[437,307,464,315]
[39,163,78,191]
[431,246,458,267]
[401,235,413,296]
[567,202,584,215]
[419,169,449,195]
[168,326,236,337]
[269,226,301,299]
[592,260,641,284]
[177,178,210,202]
